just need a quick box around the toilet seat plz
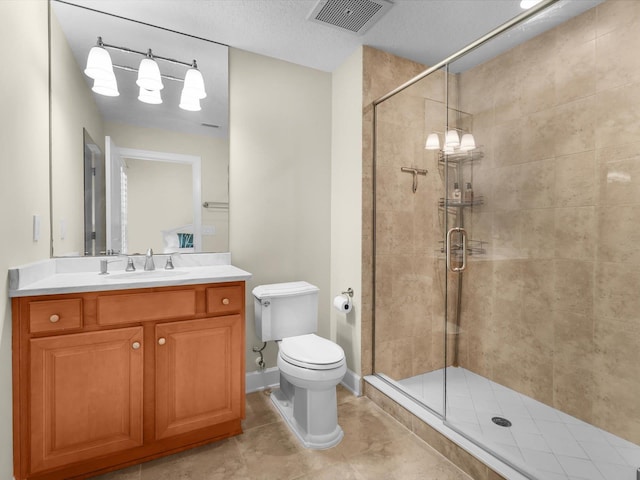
[279,334,345,370]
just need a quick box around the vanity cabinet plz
[12,281,245,480]
[155,315,243,440]
[29,327,145,473]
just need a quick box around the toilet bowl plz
[252,282,347,449]
[272,334,346,449]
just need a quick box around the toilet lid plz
[280,334,345,370]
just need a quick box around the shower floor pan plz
[398,367,640,480]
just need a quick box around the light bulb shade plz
[179,90,201,111]
[445,130,460,148]
[459,133,476,151]
[136,58,164,91]
[183,68,207,99]
[84,46,114,80]
[425,133,441,150]
[92,74,119,97]
[138,87,162,104]
[520,0,543,8]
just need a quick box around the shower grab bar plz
[446,227,467,272]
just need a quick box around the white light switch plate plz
[33,215,40,242]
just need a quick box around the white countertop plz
[9,254,252,297]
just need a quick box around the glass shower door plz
[372,71,448,417]
[439,79,489,432]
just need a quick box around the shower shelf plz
[438,149,484,165]
[439,196,484,208]
[439,239,487,257]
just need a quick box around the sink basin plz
[105,270,187,280]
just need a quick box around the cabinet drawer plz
[29,299,82,333]
[206,285,243,315]
[97,290,196,325]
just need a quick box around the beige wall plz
[0,1,51,478]
[125,158,192,254]
[453,0,640,444]
[330,47,363,374]
[50,8,104,256]
[229,48,332,372]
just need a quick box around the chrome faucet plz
[126,257,136,272]
[144,248,155,271]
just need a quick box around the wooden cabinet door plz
[29,327,144,473]
[155,315,242,440]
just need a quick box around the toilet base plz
[271,386,344,450]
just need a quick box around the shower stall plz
[370,0,640,478]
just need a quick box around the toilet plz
[252,281,347,449]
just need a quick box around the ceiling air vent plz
[308,0,394,35]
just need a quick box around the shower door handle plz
[446,227,467,272]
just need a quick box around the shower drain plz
[491,416,512,427]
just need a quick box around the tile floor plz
[91,386,472,480]
[399,367,640,480]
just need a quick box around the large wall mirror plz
[50,0,229,256]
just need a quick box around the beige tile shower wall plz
[456,0,640,444]
[362,47,456,381]
[362,47,426,378]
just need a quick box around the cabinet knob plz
[132,341,141,350]
[158,337,166,346]
[222,298,230,305]
[49,314,60,323]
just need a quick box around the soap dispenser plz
[464,182,474,203]
[452,182,462,204]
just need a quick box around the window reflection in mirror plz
[50,0,229,257]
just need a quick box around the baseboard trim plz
[245,367,280,393]
[341,368,361,396]
[245,367,361,396]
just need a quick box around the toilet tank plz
[252,281,319,341]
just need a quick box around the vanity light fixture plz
[183,62,207,99]
[425,133,441,150]
[178,61,207,111]
[84,37,206,111]
[425,129,476,153]
[92,74,119,97]
[136,50,164,91]
[179,89,201,112]
[84,37,113,81]
[138,87,162,105]
[520,0,544,9]
[445,129,460,148]
[459,133,476,151]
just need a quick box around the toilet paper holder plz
[334,288,354,314]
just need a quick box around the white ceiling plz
[66,0,601,73]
